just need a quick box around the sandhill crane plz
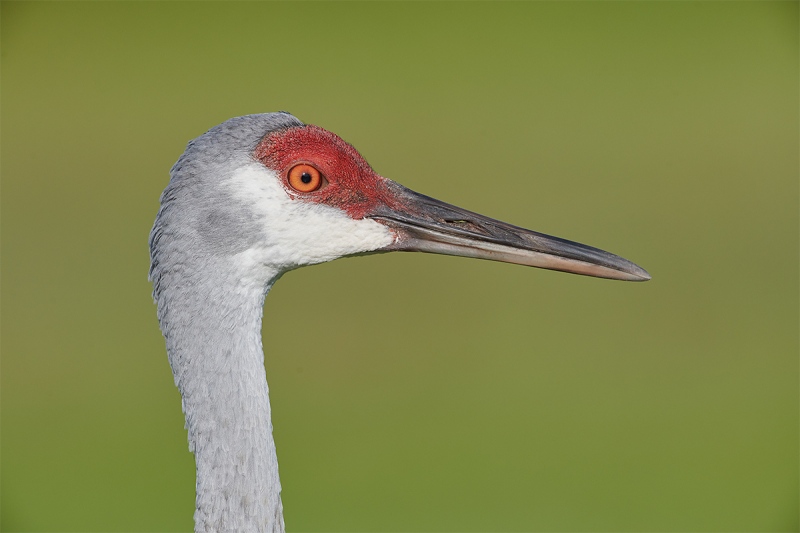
[149,112,649,533]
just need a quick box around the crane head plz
[153,112,649,283]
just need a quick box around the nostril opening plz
[442,218,491,235]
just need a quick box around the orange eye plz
[287,164,324,193]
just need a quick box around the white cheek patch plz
[227,164,394,272]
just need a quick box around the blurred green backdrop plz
[2,2,797,532]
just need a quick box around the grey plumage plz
[151,112,303,276]
[150,113,305,533]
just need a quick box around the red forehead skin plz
[254,125,403,219]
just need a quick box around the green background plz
[2,2,797,531]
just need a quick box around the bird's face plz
[222,125,394,274]
[226,121,649,281]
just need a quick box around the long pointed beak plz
[368,182,650,282]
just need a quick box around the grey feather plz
[149,112,303,533]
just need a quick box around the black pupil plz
[300,172,313,184]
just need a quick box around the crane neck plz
[154,261,285,533]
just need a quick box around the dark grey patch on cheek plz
[196,206,261,255]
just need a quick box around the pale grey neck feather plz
[153,269,283,533]
[158,264,284,532]
[150,113,304,533]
